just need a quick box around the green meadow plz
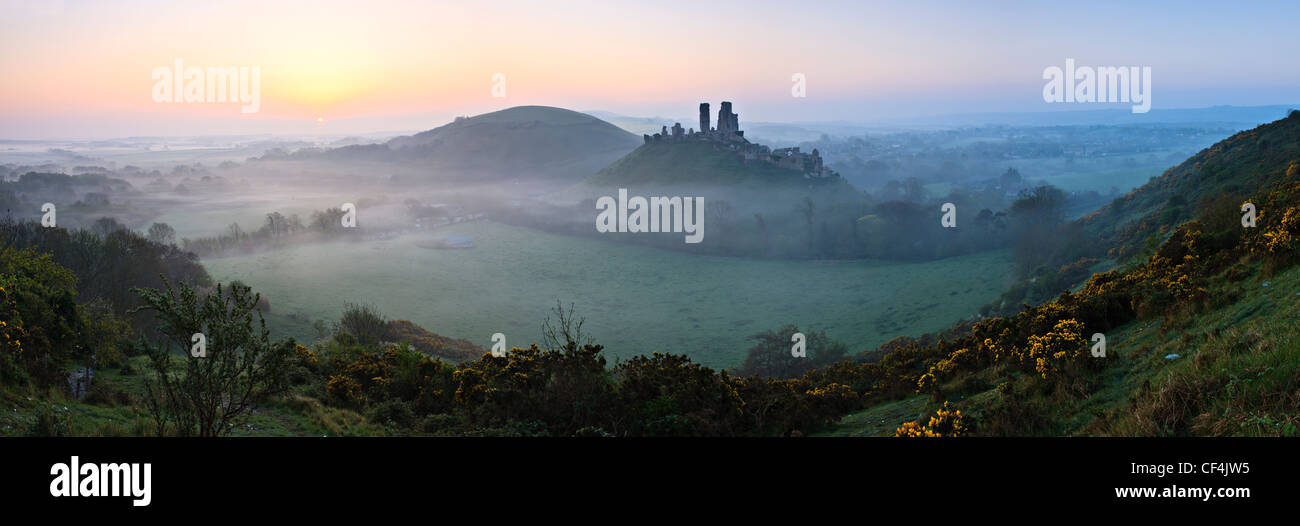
[203,222,1015,369]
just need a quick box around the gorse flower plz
[895,401,965,437]
[1024,318,1088,380]
[1263,207,1299,254]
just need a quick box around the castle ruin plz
[644,101,834,178]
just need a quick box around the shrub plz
[1262,207,1299,260]
[895,401,966,437]
[132,279,295,437]
[337,303,388,345]
[1023,318,1090,381]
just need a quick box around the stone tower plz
[699,103,710,133]
[717,101,733,136]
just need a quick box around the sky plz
[2,0,1298,139]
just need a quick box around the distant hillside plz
[1079,110,1300,259]
[898,104,1299,128]
[264,106,642,182]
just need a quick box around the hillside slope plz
[1080,110,1300,260]
[818,112,1300,437]
[821,261,1300,436]
[586,140,823,187]
[575,139,858,208]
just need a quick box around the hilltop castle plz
[643,101,835,179]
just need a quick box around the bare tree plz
[541,300,593,352]
[147,222,176,246]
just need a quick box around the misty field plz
[204,222,1014,368]
[147,194,344,239]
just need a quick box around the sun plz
[316,117,325,124]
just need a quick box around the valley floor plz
[202,221,1015,369]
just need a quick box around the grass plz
[1,352,387,437]
[9,238,1292,438]
[1,373,153,437]
[203,221,1015,369]
[1005,151,1184,194]
[1097,263,1300,436]
[815,396,929,437]
[822,258,1300,437]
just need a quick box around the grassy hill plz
[279,106,642,182]
[385,105,641,180]
[583,140,848,191]
[574,139,859,213]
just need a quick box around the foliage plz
[613,351,745,436]
[733,324,848,379]
[337,302,388,346]
[0,219,210,332]
[452,343,612,435]
[132,279,295,436]
[0,247,85,387]
[895,401,966,437]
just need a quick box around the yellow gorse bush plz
[895,401,966,437]
[1263,207,1299,254]
[294,344,317,364]
[0,286,25,360]
[1023,318,1088,380]
[916,346,980,393]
